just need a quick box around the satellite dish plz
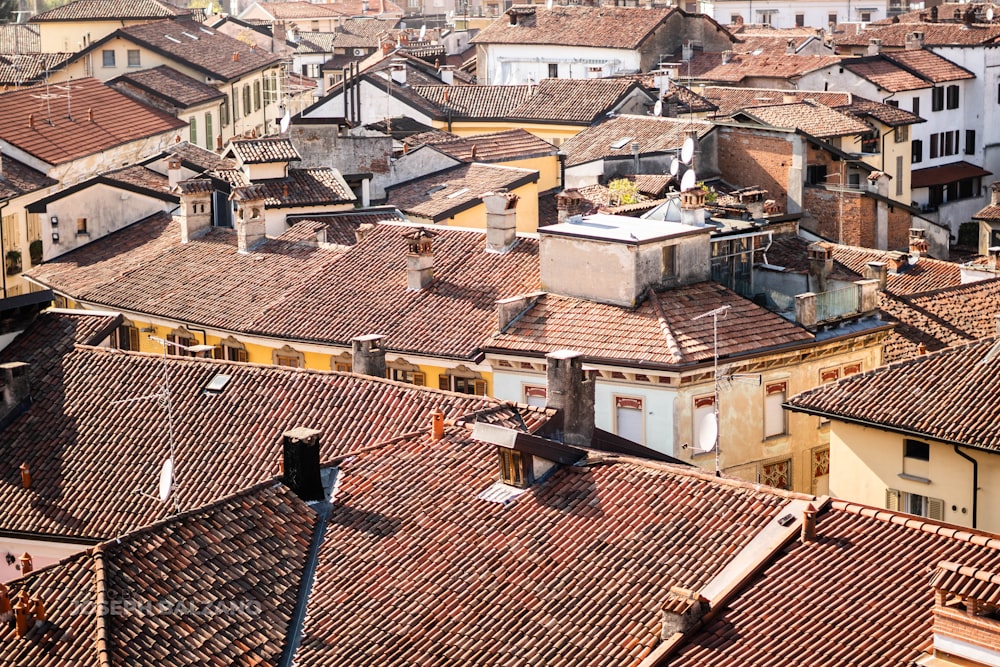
[547,0,553,8]
[989,7,995,20]
[158,458,174,502]
[680,169,697,192]
[280,108,290,133]
[696,412,718,453]
[669,158,679,176]
[908,251,920,265]
[419,24,427,40]
[680,136,695,164]
[653,99,663,116]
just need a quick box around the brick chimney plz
[556,188,588,223]
[929,561,1000,665]
[351,334,386,378]
[864,261,887,290]
[281,427,325,501]
[0,362,30,426]
[807,243,833,293]
[545,350,595,447]
[403,228,436,290]
[680,187,707,227]
[176,179,213,243]
[232,184,267,253]
[483,189,519,253]
[905,30,925,50]
[909,228,929,258]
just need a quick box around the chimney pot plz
[281,427,325,502]
[233,51,239,62]
[351,334,386,378]
[19,552,32,576]
[87,107,93,122]
[483,189,519,253]
[27,113,33,128]
[918,342,927,356]
[0,584,9,614]
[30,594,45,622]
[13,598,28,638]
[431,408,445,440]
[404,228,436,290]
[19,463,30,489]
[801,503,817,542]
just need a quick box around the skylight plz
[610,137,634,150]
[203,373,232,396]
[165,34,182,43]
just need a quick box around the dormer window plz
[498,448,531,488]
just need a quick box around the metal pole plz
[713,310,721,476]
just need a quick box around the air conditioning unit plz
[353,48,365,56]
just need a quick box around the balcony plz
[795,280,879,329]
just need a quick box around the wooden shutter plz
[885,488,901,511]
[236,348,248,363]
[412,372,426,387]
[439,375,451,391]
[927,497,945,521]
[213,346,224,360]
[127,327,139,351]
[473,379,487,396]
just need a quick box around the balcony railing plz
[815,285,860,322]
[795,280,880,329]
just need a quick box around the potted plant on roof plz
[5,250,21,276]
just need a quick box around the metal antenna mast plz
[692,304,731,476]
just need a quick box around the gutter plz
[953,445,978,529]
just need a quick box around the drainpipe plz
[953,445,978,529]
[0,200,9,300]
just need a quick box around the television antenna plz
[115,336,214,512]
[691,304,731,476]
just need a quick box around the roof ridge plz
[647,287,684,363]
[93,549,111,667]
[832,500,1000,549]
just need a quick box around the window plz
[274,345,303,368]
[930,134,939,159]
[615,396,644,443]
[102,50,115,67]
[115,324,140,351]
[946,84,959,109]
[931,87,944,111]
[860,10,871,21]
[499,449,529,487]
[912,96,919,117]
[860,131,879,154]
[886,488,944,520]
[189,115,197,145]
[886,99,899,107]
[763,381,787,439]
[232,91,239,119]
[76,218,88,235]
[167,331,196,356]
[127,49,140,67]
[812,447,830,495]
[213,337,248,362]
[204,112,213,150]
[221,97,230,127]
[912,139,923,163]
[795,12,804,26]
[730,13,742,23]
[806,164,827,185]
[548,63,558,78]
[662,245,676,278]
[828,12,837,25]
[254,80,261,111]
[904,439,930,461]
[523,385,547,408]
[692,395,715,454]
[440,374,487,395]
[243,85,251,117]
[944,130,954,155]
[310,19,319,31]
[929,130,960,159]
[894,124,908,143]
[966,129,976,155]
[389,367,426,385]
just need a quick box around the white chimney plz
[868,38,882,56]
[439,64,455,85]
[483,189,519,253]
[403,227,435,290]
[177,179,213,243]
[905,31,925,50]
[167,158,183,189]
[390,59,407,86]
[682,40,693,61]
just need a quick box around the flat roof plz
[539,213,710,244]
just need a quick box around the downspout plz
[0,200,9,299]
[953,445,978,529]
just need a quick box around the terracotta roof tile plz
[418,128,557,162]
[385,162,537,221]
[472,5,680,49]
[834,96,924,127]
[0,154,58,201]
[668,501,1000,666]
[487,282,814,367]
[561,114,713,168]
[786,336,1000,449]
[30,0,191,21]
[685,51,842,84]
[884,49,975,83]
[0,78,186,166]
[0,24,39,52]
[256,1,347,18]
[100,163,171,193]
[0,52,73,86]
[842,57,934,92]
[165,140,237,171]
[409,84,531,118]
[110,64,225,108]
[228,136,301,164]
[912,160,992,188]
[214,167,355,207]
[836,22,1000,47]
[703,86,852,117]
[0,311,545,540]
[284,208,407,245]
[735,100,873,138]
[119,20,281,82]
[505,77,646,123]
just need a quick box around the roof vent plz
[202,373,232,395]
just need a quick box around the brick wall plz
[716,127,792,212]
[934,607,1000,654]
[887,205,912,251]
[802,187,869,246]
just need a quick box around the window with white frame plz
[614,396,644,443]
[692,395,715,453]
[886,488,944,520]
[523,385,547,408]
[763,381,787,438]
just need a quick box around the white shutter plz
[927,497,945,521]
[886,488,901,511]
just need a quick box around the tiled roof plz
[472,5,677,49]
[409,84,531,119]
[213,167,355,207]
[284,207,407,245]
[735,100,873,138]
[487,282,814,368]
[668,499,1000,666]
[878,278,1000,362]
[296,436,799,666]
[0,78,186,167]
[0,310,545,540]
[842,57,934,92]
[100,163,171,194]
[663,82,718,114]
[974,203,1000,221]
[912,160,992,189]
[703,86,851,118]
[0,154,58,201]
[253,1,347,18]
[385,162,537,221]
[836,22,1000,47]
[884,49,975,83]
[27,216,543,360]
[834,96,924,127]
[561,114,713,168]
[685,51,842,84]
[0,53,73,86]
[0,482,317,665]
[511,77,647,123]
[0,309,121,364]
[110,64,225,108]
[118,20,281,82]
[786,336,1000,449]
[228,136,301,164]
[30,0,191,20]
[0,24,40,52]
[164,140,237,171]
[732,32,825,54]
[417,128,556,162]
